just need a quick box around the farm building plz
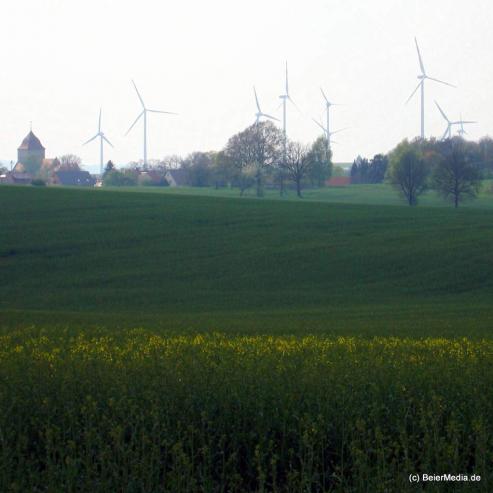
[327,176,351,187]
[165,169,188,187]
[0,172,33,185]
[52,170,96,187]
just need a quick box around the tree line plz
[387,137,493,207]
[103,122,333,197]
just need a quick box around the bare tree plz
[284,141,312,197]
[58,154,82,171]
[224,121,283,197]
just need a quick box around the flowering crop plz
[0,327,491,492]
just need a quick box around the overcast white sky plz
[1,0,492,171]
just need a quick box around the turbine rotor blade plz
[405,81,422,104]
[98,108,102,133]
[102,135,114,147]
[125,111,144,136]
[330,127,349,136]
[312,118,327,133]
[426,76,456,88]
[83,134,99,146]
[147,109,177,115]
[442,125,450,140]
[320,87,329,103]
[434,101,450,122]
[261,113,279,122]
[415,37,426,75]
[288,96,302,114]
[132,80,145,108]
[253,86,261,112]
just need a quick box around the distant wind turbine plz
[318,88,344,151]
[125,80,177,166]
[278,62,299,143]
[312,118,348,148]
[83,108,113,175]
[253,87,279,124]
[406,38,455,139]
[457,114,477,137]
[278,62,301,194]
[435,101,477,140]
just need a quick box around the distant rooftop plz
[18,131,45,151]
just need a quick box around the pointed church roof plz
[18,131,45,151]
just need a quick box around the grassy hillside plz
[103,180,493,209]
[2,185,493,491]
[1,185,492,336]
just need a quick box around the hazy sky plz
[1,0,492,171]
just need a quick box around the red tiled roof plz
[327,176,351,187]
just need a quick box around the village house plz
[165,168,188,187]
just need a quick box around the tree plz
[433,137,482,208]
[368,154,388,183]
[350,154,388,184]
[387,140,429,206]
[224,121,283,197]
[478,137,493,178]
[350,156,370,184]
[211,151,234,189]
[103,160,115,177]
[306,136,332,187]
[103,169,138,187]
[284,141,312,197]
[181,152,214,187]
[58,154,82,171]
[159,155,183,171]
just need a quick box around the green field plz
[103,180,493,209]
[1,185,492,491]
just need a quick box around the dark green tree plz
[181,152,214,187]
[306,136,332,187]
[224,121,283,197]
[387,139,429,206]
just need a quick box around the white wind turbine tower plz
[435,101,477,139]
[253,87,279,124]
[406,38,455,139]
[83,108,113,175]
[125,80,177,166]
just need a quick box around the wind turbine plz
[278,62,299,142]
[125,80,177,166]
[83,108,113,175]
[319,88,343,151]
[406,38,455,139]
[457,114,477,137]
[253,87,279,124]
[435,101,453,139]
[435,101,477,139]
[312,118,348,149]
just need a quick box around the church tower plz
[17,129,45,175]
